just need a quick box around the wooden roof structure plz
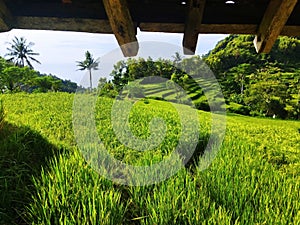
[1,0,299,56]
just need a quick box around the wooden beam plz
[141,23,258,34]
[183,0,206,55]
[16,17,113,33]
[0,0,13,31]
[11,17,300,38]
[281,25,300,36]
[140,23,300,37]
[140,23,185,33]
[102,0,138,57]
[254,0,298,53]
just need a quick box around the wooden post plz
[0,0,13,31]
[254,0,298,53]
[102,0,139,57]
[183,0,206,55]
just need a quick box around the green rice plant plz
[26,150,128,225]
[128,169,233,225]
[196,115,300,224]
[0,93,299,224]
[0,124,61,224]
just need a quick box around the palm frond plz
[5,36,41,69]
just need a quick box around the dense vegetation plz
[0,93,299,224]
[98,54,224,112]
[205,35,300,119]
[99,36,300,120]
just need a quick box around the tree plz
[110,60,129,91]
[172,52,183,67]
[32,76,62,92]
[5,36,41,69]
[97,78,118,98]
[76,51,98,91]
[244,71,289,118]
[0,66,37,92]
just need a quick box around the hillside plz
[103,35,300,120]
[204,35,300,119]
[0,93,299,224]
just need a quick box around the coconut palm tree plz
[76,51,99,91]
[5,36,41,69]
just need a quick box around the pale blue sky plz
[0,29,227,84]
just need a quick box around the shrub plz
[146,96,166,101]
[143,98,150,104]
[227,102,250,115]
[194,96,210,111]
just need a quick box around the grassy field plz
[0,93,299,224]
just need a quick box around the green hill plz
[204,35,300,119]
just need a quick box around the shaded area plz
[0,121,62,224]
[184,133,210,171]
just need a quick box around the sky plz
[0,29,227,85]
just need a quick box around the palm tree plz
[172,52,183,66]
[5,36,41,69]
[76,51,99,91]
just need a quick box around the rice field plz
[140,78,205,104]
[0,93,299,224]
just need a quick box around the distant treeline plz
[0,57,79,93]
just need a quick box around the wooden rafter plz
[0,0,13,31]
[183,0,206,55]
[254,0,298,53]
[102,0,138,57]
[16,17,113,33]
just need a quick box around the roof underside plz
[1,0,300,56]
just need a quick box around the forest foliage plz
[0,57,78,93]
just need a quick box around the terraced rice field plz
[0,93,299,224]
